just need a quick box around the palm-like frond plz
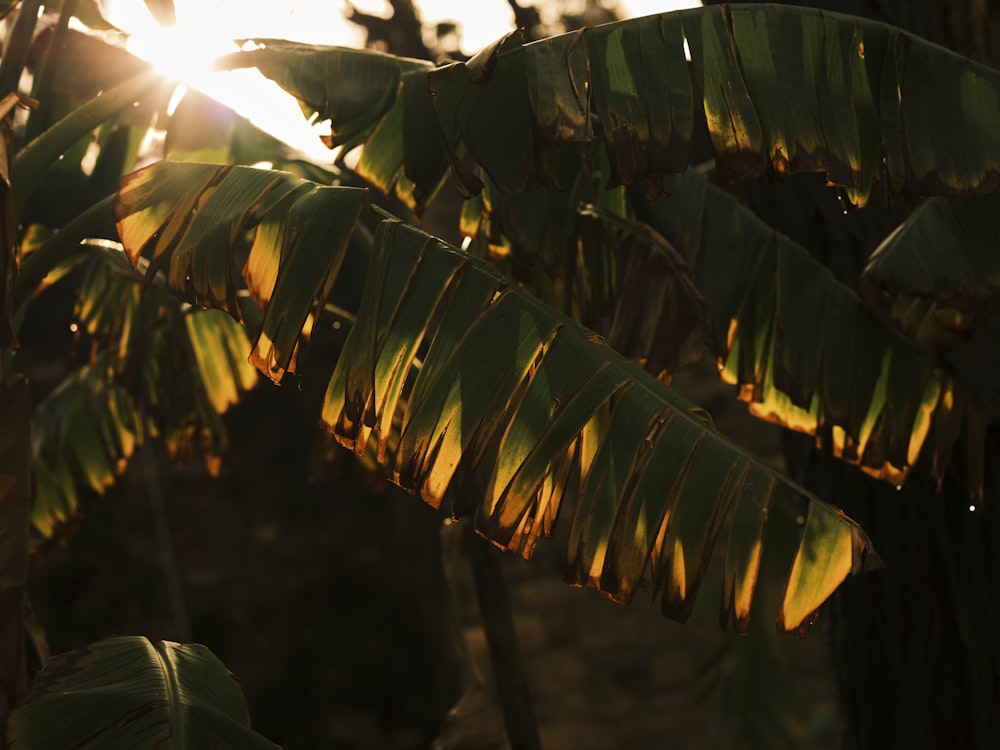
[30,360,142,546]
[223,5,1000,209]
[112,160,877,633]
[28,247,257,551]
[220,6,998,492]
[639,168,965,486]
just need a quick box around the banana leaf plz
[112,160,879,634]
[223,5,1000,208]
[2,636,278,748]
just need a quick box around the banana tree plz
[4,0,879,744]
[3,1,998,748]
[199,4,998,748]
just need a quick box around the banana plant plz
[4,0,999,746]
[218,4,998,493]
[207,6,1000,746]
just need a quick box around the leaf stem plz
[23,0,79,142]
[12,70,164,214]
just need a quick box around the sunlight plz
[103,0,365,162]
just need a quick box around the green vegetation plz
[1,1,997,747]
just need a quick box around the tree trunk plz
[0,376,31,711]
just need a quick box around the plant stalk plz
[463,522,542,750]
[0,376,31,710]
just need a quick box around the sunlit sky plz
[102,0,700,161]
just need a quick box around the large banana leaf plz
[218,7,998,493]
[1,635,278,748]
[449,156,967,488]
[638,168,966,487]
[224,5,1000,209]
[112,160,877,634]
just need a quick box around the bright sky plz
[103,0,700,161]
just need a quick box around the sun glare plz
[100,0,701,163]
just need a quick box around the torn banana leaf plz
[640,168,966,488]
[28,247,257,553]
[225,5,1000,208]
[113,161,878,633]
[30,362,143,553]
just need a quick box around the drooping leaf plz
[219,38,441,211]
[2,636,278,748]
[862,193,1000,347]
[30,361,142,551]
[115,162,363,382]
[227,6,1000,207]
[575,203,712,379]
[324,217,878,634]
[639,168,965,487]
[220,39,433,148]
[858,193,999,496]
[69,247,258,467]
[28,246,258,551]
[112,161,878,634]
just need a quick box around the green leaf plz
[115,162,364,382]
[575,203,712,379]
[229,6,1000,205]
[30,362,142,548]
[862,194,1000,347]
[219,39,433,148]
[2,636,278,748]
[112,161,878,634]
[322,217,878,632]
[640,168,964,487]
[29,245,259,550]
